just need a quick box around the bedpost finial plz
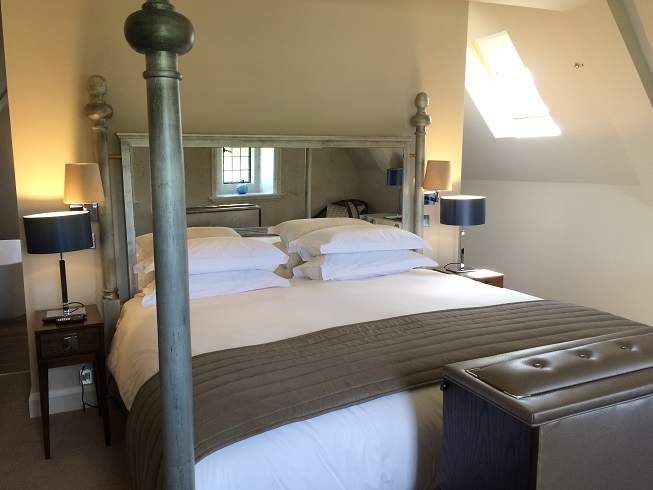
[88,75,107,101]
[414,92,429,111]
[85,75,113,124]
[125,1,194,56]
[410,92,432,128]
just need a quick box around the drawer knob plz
[63,334,79,351]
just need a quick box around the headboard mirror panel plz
[119,133,414,297]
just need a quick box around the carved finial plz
[124,1,194,56]
[415,92,429,110]
[88,75,107,101]
[410,92,432,128]
[85,75,113,126]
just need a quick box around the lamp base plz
[444,263,478,274]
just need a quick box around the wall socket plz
[79,367,94,385]
[423,215,430,227]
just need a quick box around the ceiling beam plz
[608,0,653,106]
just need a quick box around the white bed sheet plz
[107,269,538,489]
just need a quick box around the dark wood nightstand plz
[433,266,504,288]
[34,304,111,458]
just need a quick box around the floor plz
[0,371,131,489]
[0,313,132,489]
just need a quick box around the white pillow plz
[135,226,241,261]
[269,218,369,246]
[141,269,290,306]
[293,250,437,281]
[134,236,288,275]
[292,224,430,260]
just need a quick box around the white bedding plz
[107,269,537,489]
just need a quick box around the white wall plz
[1,0,469,414]
[463,180,653,324]
[463,1,653,325]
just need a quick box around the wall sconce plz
[22,210,93,320]
[386,167,403,218]
[423,160,452,205]
[439,195,486,273]
[63,163,104,221]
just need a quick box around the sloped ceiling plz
[469,0,595,11]
[462,0,653,185]
[462,91,639,184]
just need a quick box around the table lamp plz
[423,160,452,204]
[439,195,486,273]
[63,163,104,221]
[23,211,93,319]
[386,167,403,219]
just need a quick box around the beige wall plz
[1,0,468,412]
[463,1,653,325]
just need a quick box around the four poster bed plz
[90,7,653,487]
[90,80,653,489]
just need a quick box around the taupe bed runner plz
[126,300,651,489]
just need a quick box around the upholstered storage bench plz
[440,331,653,490]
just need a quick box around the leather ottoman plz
[440,331,653,490]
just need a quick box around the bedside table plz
[433,266,504,288]
[361,213,402,228]
[34,304,111,458]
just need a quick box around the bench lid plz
[443,330,653,425]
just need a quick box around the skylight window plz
[466,31,561,138]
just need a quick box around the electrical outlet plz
[80,367,93,385]
[423,215,430,227]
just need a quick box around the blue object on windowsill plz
[236,183,248,195]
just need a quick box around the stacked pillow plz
[134,231,290,306]
[135,226,242,289]
[271,219,437,281]
[269,217,371,278]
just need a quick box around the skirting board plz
[29,384,98,418]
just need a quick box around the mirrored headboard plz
[118,133,414,296]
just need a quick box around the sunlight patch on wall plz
[466,31,561,138]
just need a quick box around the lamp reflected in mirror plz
[385,167,403,219]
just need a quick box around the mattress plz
[108,269,538,489]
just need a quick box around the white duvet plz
[107,269,537,489]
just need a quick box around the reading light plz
[423,160,452,205]
[440,195,486,273]
[23,211,93,319]
[63,163,104,221]
[386,168,403,218]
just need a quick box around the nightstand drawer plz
[38,327,100,358]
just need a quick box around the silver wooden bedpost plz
[124,2,196,489]
[84,75,120,346]
[410,93,431,237]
